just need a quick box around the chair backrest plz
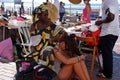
[76,36,97,54]
[17,22,31,57]
[17,21,30,44]
[18,26,31,44]
[76,36,97,46]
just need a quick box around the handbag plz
[33,65,57,80]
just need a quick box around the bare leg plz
[74,60,90,80]
[73,62,87,80]
[58,64,73,80]
[80,60,90,80]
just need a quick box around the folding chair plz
[17,21,32,58]
[76,36,102,80]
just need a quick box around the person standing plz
[59,1,65,22]
[81,0,91,24]
[95,0,120,79]
[20,2,25,15]
[1,2,5,12]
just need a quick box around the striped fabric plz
[0,62,16,80]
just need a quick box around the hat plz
[69,0,82,4]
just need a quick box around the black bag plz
[15,60,37,80]
[15,71,33,80]
[33,65,57,80]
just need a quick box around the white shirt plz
[100,0,120,36]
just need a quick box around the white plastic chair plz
[17,21,32,57]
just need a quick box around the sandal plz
[97,73,112,79]
[97,73,106,78]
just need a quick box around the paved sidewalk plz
[91,51,120,80]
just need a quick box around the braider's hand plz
[95,20,103,26]
[53,47,59,54]
[49,38,54,44]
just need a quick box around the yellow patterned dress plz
[30,22,57,70]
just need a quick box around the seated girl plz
[54,34,90,80]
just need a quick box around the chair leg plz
[96,51,103,72]
[90,49,103,80]
[90,53,96,80]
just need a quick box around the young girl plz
[54,34,90,80]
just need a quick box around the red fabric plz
[15,16,25,21]
[86,29,101,46]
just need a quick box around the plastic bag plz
[86,29,101,46]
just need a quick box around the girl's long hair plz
[59,34,80,56]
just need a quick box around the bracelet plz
[77,56,80,61]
